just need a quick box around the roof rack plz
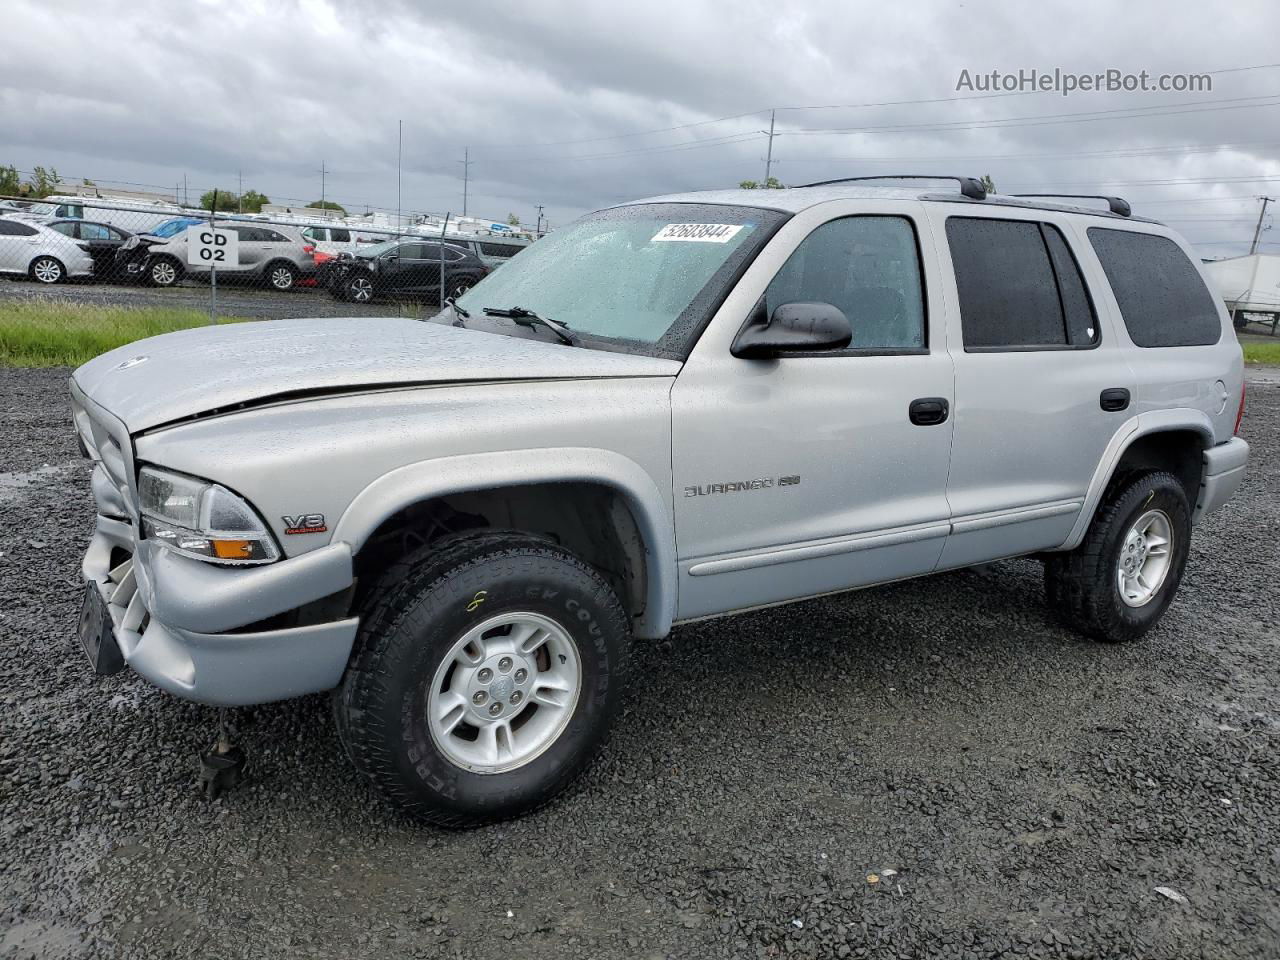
[1011,194,1131,217]
[793,174,987,201]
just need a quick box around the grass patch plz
[1242,340,1280,366]
[0,300,255,367]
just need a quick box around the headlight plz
[138,466,280,565]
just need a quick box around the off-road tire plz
[1044,471,1192,642]
[334,531,631,827]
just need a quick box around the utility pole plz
[396,120,402,233]
[320,160,326,212]
[458,147,471,217]
[183,173,188,207]
[238,170,243,213]
[761,109,777,186]
[535,204,545,235]
[1249,196,1273,254]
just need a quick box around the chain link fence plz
[0,193,532,323]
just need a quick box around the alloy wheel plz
[426,611,581,774]
[1117,508,1174,607]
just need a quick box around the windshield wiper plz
[444,296,470,326]
[481,306,579,346]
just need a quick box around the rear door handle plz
[909,397,950,426]
[1100,387,1130,412]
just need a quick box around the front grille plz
[71,390,137,518]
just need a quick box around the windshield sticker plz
[651,223,745,244]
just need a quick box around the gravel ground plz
[1,366,1277,960]
[0,276,412,320]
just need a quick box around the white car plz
[0,217,95,283]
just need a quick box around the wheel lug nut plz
[514,668,528,684]
[510,691,523,705]
[472,691,487,705]
[477,668,493,683]
[488,702,503,716]
[498,656,513,673]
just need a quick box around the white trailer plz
[1203,254,1280,333]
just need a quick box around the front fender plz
[331,447,678,638]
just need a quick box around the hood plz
[74,316,681,432]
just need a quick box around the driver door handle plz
[909,397,950,426]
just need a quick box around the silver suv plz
[69,176,1249,825]
[136,221,314,290]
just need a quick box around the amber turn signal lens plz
[211,539,255,560]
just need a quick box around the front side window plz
[764,216,926,350]
[454,202,787,358]
[1087,228,1221,347]
[946,217,1098,350]
[330,228,350,242]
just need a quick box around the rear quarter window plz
[1087,228,1221,347]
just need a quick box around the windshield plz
[454,202,787,358]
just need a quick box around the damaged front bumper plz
[74,381,359,707]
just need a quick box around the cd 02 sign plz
[186,226,239,268]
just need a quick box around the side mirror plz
[730,300,852,359]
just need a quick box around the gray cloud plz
[3,0,1279,251]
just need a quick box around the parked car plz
[304,226,528,271]
[46,220,133,278]
[323,238,488,303]
[125,221,316,290]
[0,216,95,283]
[69,176,1248,825]
[114,217,207,281]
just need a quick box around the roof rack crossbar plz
[1011,193,1131,217]
[793,174,987,201]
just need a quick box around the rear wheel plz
[29,256,65,284]
[266,261,297,291]
[148,256,182,287]
[335,532,631,826]
[1044,471,1191,642]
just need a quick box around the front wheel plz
[148,256,182,287]
[1044,471,1192,642]
[334,532,631,826]
[29,256,65,284]
[344,274,375,303]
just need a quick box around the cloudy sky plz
[4,0,1280,253]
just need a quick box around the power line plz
[777,138,1280,165]
[511,93,1280,164]
[781,92,1280,137]
[469,60,1280,152]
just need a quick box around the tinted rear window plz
[1087,228,1221,347]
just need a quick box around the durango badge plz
[282,513,327,535]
